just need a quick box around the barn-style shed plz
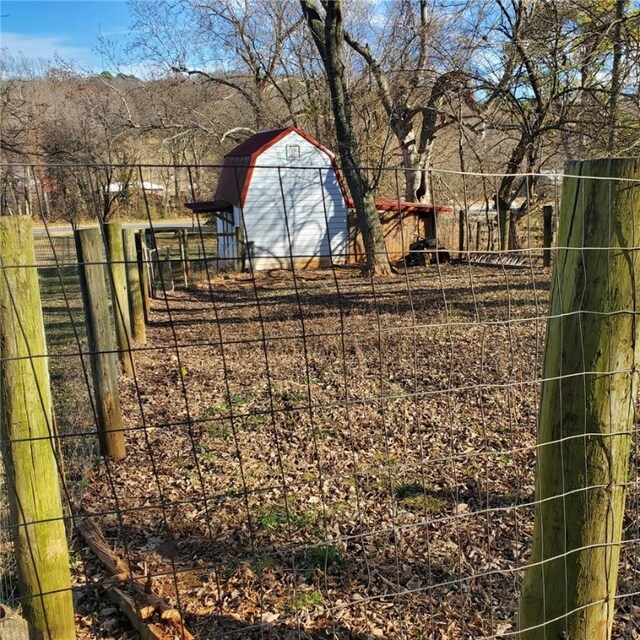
[200,126,350,270]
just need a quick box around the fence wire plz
[0,162,638,640]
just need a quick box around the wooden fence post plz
[137,229,155,306]
[475,220,481,251]
[104,222,134,377]
[542,204,553,267]
[0,216,75,639]
[75,228,126,460]
[519,158,640,639]
[235,225,246,272]
[123,229,146,344]
[180,229,190,282]
[458,209,465,258]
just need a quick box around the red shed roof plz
[214,126,346,208]
[346,197,454,215]
[224,127,297,157]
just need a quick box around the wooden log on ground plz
[123,228,146,344]
[519,158,640,639]
[0,216,75,639]
[75,228,126,460]
[107,588,174,640]
[77,518,194,640]
[104,222,134,377]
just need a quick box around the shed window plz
[286,144,300,160]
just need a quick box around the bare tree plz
[301,0,392,276]
[342,1,478,202]
[469,0,639,248]
[126,0,304,130]
[39,73,140,222]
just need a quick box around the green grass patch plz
[204,403,226,417]
[285,590,325,612]
[243,413,266,428]
[312,426,335,439]
[302,544,345,572]
[207,424,231,439]
[282,389,307,404]
[256,507,315,532]
[384,384,404,400]
[249,555,276,573]
[394,482,447,513]
[394,482,423,500]
[402,494,448,513]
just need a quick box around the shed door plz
[216,210,237,264]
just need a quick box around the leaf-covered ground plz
[71,264,639,639]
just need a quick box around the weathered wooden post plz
[0,216,75,639]
[0,604,30,639]
[542,204,553,267]
[458,209,465,259]
[122,228,146,344]
[135,231,151,322]
[157,247,174,293]
[180,229,190,283]
[75,228,126,460]
[104,222,134,377]
[475,220,481,251]
[519,158,640,639]
[235,225,246,272]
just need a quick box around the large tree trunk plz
[495,132,530,250]
[519,158,640,639]
[301,0,392,275]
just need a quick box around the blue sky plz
[0,1,132,71]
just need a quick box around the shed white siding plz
[218,131,348,270]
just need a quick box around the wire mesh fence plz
[0,161,638,639]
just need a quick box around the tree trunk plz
[496,131,529,250]
[400,129,420,202]
[608,0,625,152]
[301,0,392,275]
[519,158,640,639]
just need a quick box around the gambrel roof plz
[214,126,344,208]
